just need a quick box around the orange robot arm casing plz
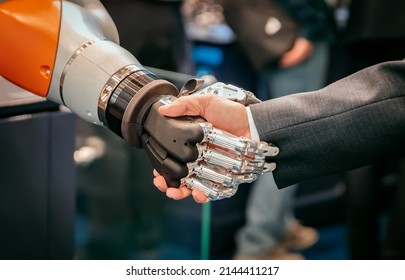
[0,0,61,97]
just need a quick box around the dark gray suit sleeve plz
[250,60,405,188]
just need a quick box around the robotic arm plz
[0,0,278,200]
[0,0,158,128]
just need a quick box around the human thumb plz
[158,96,202,117]
[158,101,188,117]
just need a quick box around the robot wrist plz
[98,67,159,137]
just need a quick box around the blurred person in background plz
[337,0,405,260]
[218,0,337,259]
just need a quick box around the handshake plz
[122,77,279,203]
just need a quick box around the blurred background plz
[1,0,404,260]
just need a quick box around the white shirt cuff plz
[246,107,260,141]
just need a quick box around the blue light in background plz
[192,45,224,67]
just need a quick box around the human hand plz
[279,37,314,68]
[154,93,249,203]
[152,93,277,203]
[159,93,251,138]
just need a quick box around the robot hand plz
[0,0,278,200]
[122,79,279,201]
